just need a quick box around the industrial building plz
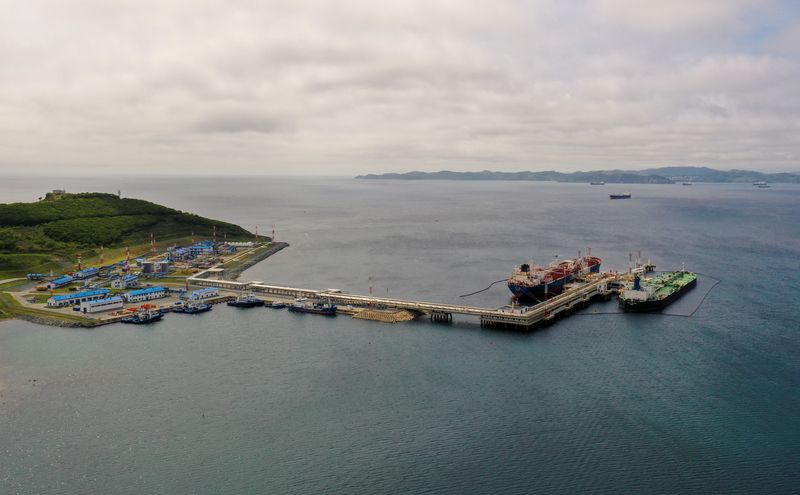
[80,296,124,314]
[188,287,219,300]
[189,241,215,257]
[47,275,74,289]
[168,246,191,261]
[73,267,99,280]
[111,274,138,289]
[125,286,167,303]
[47,288,111,308]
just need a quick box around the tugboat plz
[508,253,601,300]
[121,306,164,324]
[288,298,337,316]
[610,192,631,199]
[178,301,212,314]
[618,270,697,312]
[227,293,265,308]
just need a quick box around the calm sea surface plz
[1,176,799,494]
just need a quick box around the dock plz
[188,270,617,331]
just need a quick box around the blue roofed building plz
[125,286,168,303]
[47,288,111,308]
[189,241,215,257]
[80,296,124,314]
[73,267,99,280]
[47,275,74,289]
[111,274,139,289]
[188,287,219,300]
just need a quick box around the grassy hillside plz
[0,192,254,277]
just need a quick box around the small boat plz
[590,181,605,185]
[227,294,265,308]
[121,308,164,324]
[265,301,287,309]
[288,298,337,316]
[682,181,693,186]
[753,181,767,186]
[179,302,212,314]
[757,184,771,188]
[609,192,631,199]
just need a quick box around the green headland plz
[0,191,253,279]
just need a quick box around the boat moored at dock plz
[618,270,697,312]
[508,253,601,300]
[121,306,164,324]
[288,298,337,316]
[176,302,213,314]
[227,294,265,308]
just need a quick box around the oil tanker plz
[618,270,697,312]
[508,253,601,300]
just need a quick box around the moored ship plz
[618,270,697,312]
[176,302,212,314]
[508,253,601,300]
[121,307,164,324]
[288,298,337,316]
[227,294,265,308]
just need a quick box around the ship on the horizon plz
[508,253,601,300]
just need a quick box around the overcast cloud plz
[1,0,799,175]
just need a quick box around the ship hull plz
[121,312,164,324]
[619,278,696,312]
[508,276,570,299]
[227,300,265,308]
[508,262,601,300]
[288,306,337,316]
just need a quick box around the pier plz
[188,269,617,331]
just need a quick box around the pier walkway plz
[188,269,616,330]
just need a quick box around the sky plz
[1,0,799,176]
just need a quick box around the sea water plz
[1,177,798,494]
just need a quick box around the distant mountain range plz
[357,166,800,184]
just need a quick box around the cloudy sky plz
[1,0,799,175]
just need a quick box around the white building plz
[80,296,124,314]
[111,274,138,289]
[125,286,167,303]
[47,289,110,308]
[188,287,219,300]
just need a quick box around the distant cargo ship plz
[508,254,601,300]
[618,270,697,312]
[610,192,631,199]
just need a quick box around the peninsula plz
[356,166,800,184]
[0,191,253,279]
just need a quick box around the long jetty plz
[188,269,617,330]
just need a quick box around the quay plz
[188,269,618,331]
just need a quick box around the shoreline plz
[0,241,290,328]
